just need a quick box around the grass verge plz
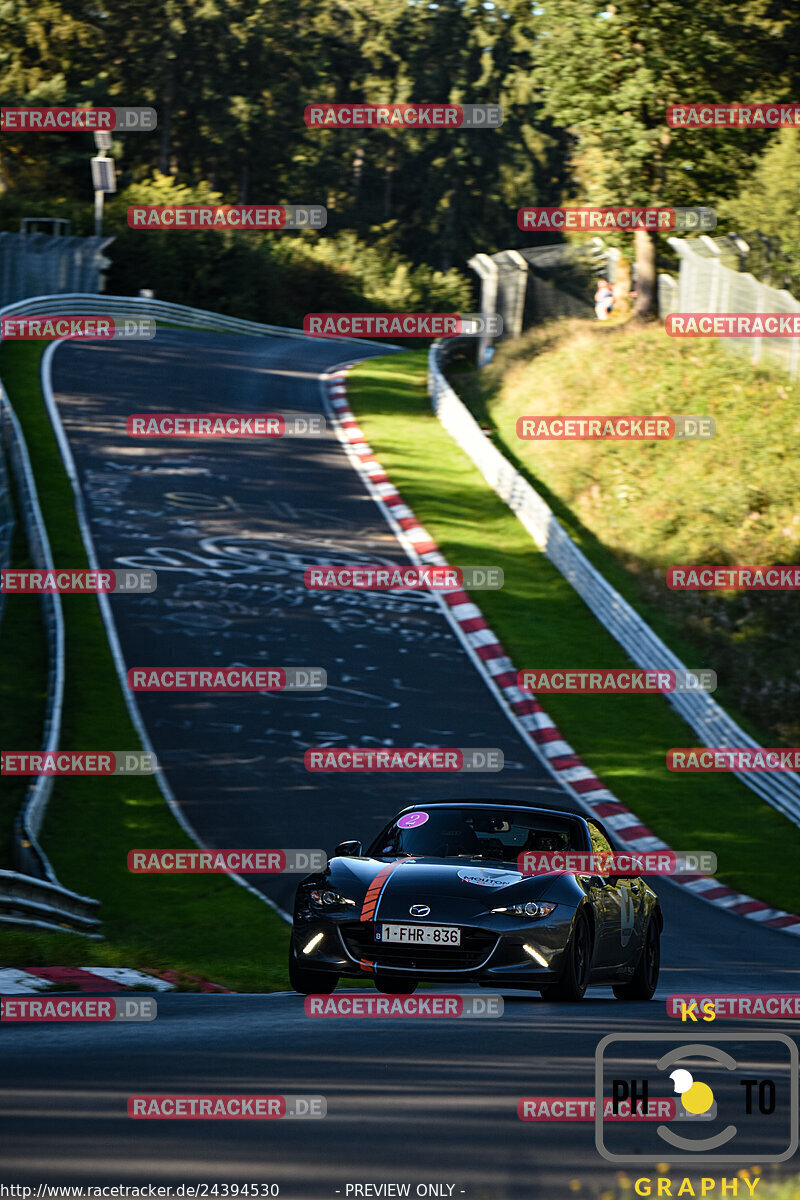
[0,512,49,867]
[456,319,800,746]
[0,341,289,990]
[344,350,800,915]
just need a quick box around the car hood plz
[328,856,560,919]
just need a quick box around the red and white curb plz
[0,967,231,994]
[322,365,800,937]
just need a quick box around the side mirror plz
[334,839,362,857]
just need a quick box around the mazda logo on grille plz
[409,904,430,916]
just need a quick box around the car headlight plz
[310,888,357,909]
[491,901,556,919]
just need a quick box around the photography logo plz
[595,1033,798,1163]
[669,1065,716,1118]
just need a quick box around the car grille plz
[340,923,499,971]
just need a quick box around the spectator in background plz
[594,278,614,320]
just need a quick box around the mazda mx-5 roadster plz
[289,801,662,1001]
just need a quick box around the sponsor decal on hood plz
[457,869,523,889]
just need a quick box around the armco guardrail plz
[0,409,14,629]
[0,391,67,886]
[0,870,101,936]
[428,337,800,828]
[0,316,100,934]
[0,292,390,347]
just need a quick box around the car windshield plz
[368,806,585,864]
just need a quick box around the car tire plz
[374,976,418,994]
[539,910,591,1002]
[612,916,660,1001]
[288,942,338,995]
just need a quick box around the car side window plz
[587,821,612,856]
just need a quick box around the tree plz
[0,0,100,195]
[719,128,800,293]
[531,0,775,319]
[306,0,569,269]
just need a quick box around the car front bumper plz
[292,913,576,984]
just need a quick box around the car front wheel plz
[612,917,660,1001]
[288,942,338,995]
[540,910,591,1002]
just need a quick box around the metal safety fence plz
[468,239,618,364]
[0,231,114,308]
[660,235,800,380]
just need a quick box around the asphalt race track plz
[2,330,799,1198]
[47,330,573,913]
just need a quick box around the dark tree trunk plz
[158,67,175,175]
[633,227,657,320]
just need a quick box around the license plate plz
[376,924,461,945]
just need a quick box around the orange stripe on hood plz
[359,859,416,922]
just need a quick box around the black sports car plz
[289,801,662,1001]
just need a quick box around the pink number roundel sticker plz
[397,812,429,829]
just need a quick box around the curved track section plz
[1,330,796,1197]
